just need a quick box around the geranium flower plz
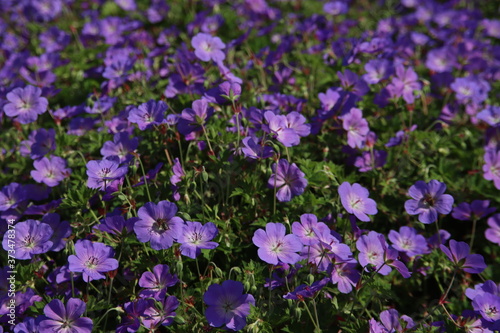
[128,100,167,130]
[1,220,53,260]
[31,156,71,187]
[252,222,303,265]
[204,280,255,331]
[177,221,219,259]
[191,32,225,62]
[133,200,183,250]
[341,107,369,148]
[68,240,119,282]
[338,182,377,222]
[440,240,486,274]
[139,264,179,300]
[3,85,48,124]
[485,214,500,245]
[404,180,454,224]
[86,157,128,191]
[39,298,93,333]
[268,159,308,202]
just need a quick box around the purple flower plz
[42,213,72,252]
[139,264,179,300]
[268,159,308,202]
[0,183,27,211]
[204,280,255,331]
[177,221,219,259]
[31,156,71,187]
[356,231,391,275]
[363,59,392,84]
[96,214,137,235]
[283,277,330,300]
[39,298,92,333]
[133,201,183,250]
[128,100,167,130]
[2,220,53,260]
[241,136,274,160]
[177,99,214,136]
[86,157,128,191]
[331,261,360,294]
[369,309,415,333]
[452,200,496,221]
[341,107,369,148]
[264,111,300,147]
[291,213,329,246]
[252,222,303,265]
[3,85,48,124]
[386,65,421,104]
[338,182,377,222]
[451,76,490,105]
[116,299,149,333]
[170,158,184,201]
[440,240,486,274]
[485,214,500,245]
[388,226,429,257]
[472,293,500,323]
[191,33,225,62]
[100,132,139,163]
[477,106,500,127]
[142,296,179,329]
[483,149,500,190]
[404,180,454,224]
[68,240,119,282]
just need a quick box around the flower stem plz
[137,155,152,202]
[470,218,478,249]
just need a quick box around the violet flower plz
[203,280,255,331]
[241,136,274,160]
[133,200,183,250]
[170,158,184,201]
[100,132,139,163]
[2,220,53,260]
[386,65,421,104]
[264,111,300,147]
[86,157,128,191]
[252,222,303,265]
[268,159,308,202]
[356,231,391,275]
[452,200,496,221]
[128,100,167,130]
[39,298,93,333]
[191,32,226,62]
[483,149,500,190]
[330,261,360,294]
[31,156,71,187]
[338,182,377,222]
[139,264,179,300]
[341,107,369,148]
[178,221,219,259]
[3,85,48,124]
[283,277,330,300]
[404,180,454,224]
[177,99,214,136]
[471,293,500,323]
[440,240,486,274]
[68,240,119,282]
[388,226,429,257]
[142,296,179,329]
[485,214,500,246]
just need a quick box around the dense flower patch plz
[0,0,499,332]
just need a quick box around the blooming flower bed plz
[1,0,500,332]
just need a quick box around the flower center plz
[486,306,498,318]
[154,218,169,231]
[271,241,284,253]
[422,194,435,207]
[23,236,35,249]
[85,256,99,269]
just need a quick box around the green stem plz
[302,301,321,332]
[470,218,478,250]
[137,155,152,202]
[201,124,214,153]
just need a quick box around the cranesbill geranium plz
[2,220,53,260]
[3,85,48,124]
[485,214,500,245]
[39,298,93,333]
[191,32,225,62]
[483,149,500,190]
[204,280,255,331]
[139,264,179,300]
[440,239,486,274]
[388,226,429,257]
[177,99,214,136]
[341,107,369,148]
[252,222,303,265]
[68,240,119,282]
[268,159,308,202]
[31,156,71,187]
[86,157,128,191]
[178,221,219,259]
[128,100,167,130]
[356,231,391,275]
[338,182,377,222]
[404,179,454,224]
[133,200,183,250]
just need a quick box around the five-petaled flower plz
[252,222,303,265]
[404,179,454,224]
[68,239,119,282]
[338,182,378,222]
